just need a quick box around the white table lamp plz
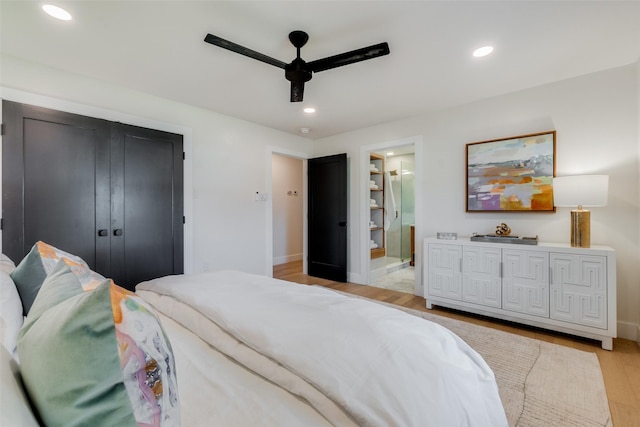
[553,175,608,248]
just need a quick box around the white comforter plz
[137,270,507,427]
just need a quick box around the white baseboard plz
[617,320,640,342]
[348,272,364,285]
[273,253,302,265]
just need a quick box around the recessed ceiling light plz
[473,46,494,58]
[303,107,316,114]
[42,4,72,21]
[386,152,394,156]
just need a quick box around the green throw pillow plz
[17,268,180,427]
[20,260,83,329]
[10,241,95,315]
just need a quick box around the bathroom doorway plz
[368,145,415,294]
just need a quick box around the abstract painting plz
[466,131,556,212]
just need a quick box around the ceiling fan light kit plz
[204,30,390,102]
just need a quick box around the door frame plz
[265,146,311,277]
[360,136,424,295]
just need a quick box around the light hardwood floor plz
[274,260,640,427]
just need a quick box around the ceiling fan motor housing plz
[285,58,313,84]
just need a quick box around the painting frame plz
[466,131,556,212]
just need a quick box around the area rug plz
[331,290,612,427]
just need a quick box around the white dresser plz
[424,237,617,349]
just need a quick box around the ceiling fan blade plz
[307,42,390,73]
[204,34,287,69]
[290,81,305,102]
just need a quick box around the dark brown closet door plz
[2,101,184,291]
[109,123,184,289]
[2,100,111,271]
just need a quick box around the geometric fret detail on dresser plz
[502,249,549,317]
[427,244,462,300]
[462,246,502,308]
[550,254,607,329]
[425,237,616,350]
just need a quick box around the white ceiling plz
[2,1,640,140]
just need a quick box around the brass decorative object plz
[495,223,511,236]
[553,175,608,248]
[570,208,591,248]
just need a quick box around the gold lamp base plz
[570,208,590,248]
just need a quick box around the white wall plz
[315,64,640,340]
[2,54,638,340]
[0,55,314,277]
[272,154,303,265]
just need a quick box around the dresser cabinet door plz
[550,254,607,329]
[462,246,501,308]
[427,244,462,300]
[502,249,549,317]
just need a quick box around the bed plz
[1,242,507,426]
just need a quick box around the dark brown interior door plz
[2,101,111,272]
[308,153,347,282]
[109,123,184,288]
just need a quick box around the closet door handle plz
[97,229,108,237]
[113,229,123,236]
[338,221,348,227]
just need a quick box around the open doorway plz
[368,146,415,293]
[272,153,304,270]
[271,152,348,283]
[361,136,423,296]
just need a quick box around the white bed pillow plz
[1,271,24,358]
[0,345,40,426]
[0,254,16,274]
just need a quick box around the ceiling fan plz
[204,31,390,102]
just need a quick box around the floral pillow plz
[17,261,180,427]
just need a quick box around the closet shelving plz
[369,153,385,259]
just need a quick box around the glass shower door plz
[400,159,415,262]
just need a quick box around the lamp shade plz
[553,175,608,207]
